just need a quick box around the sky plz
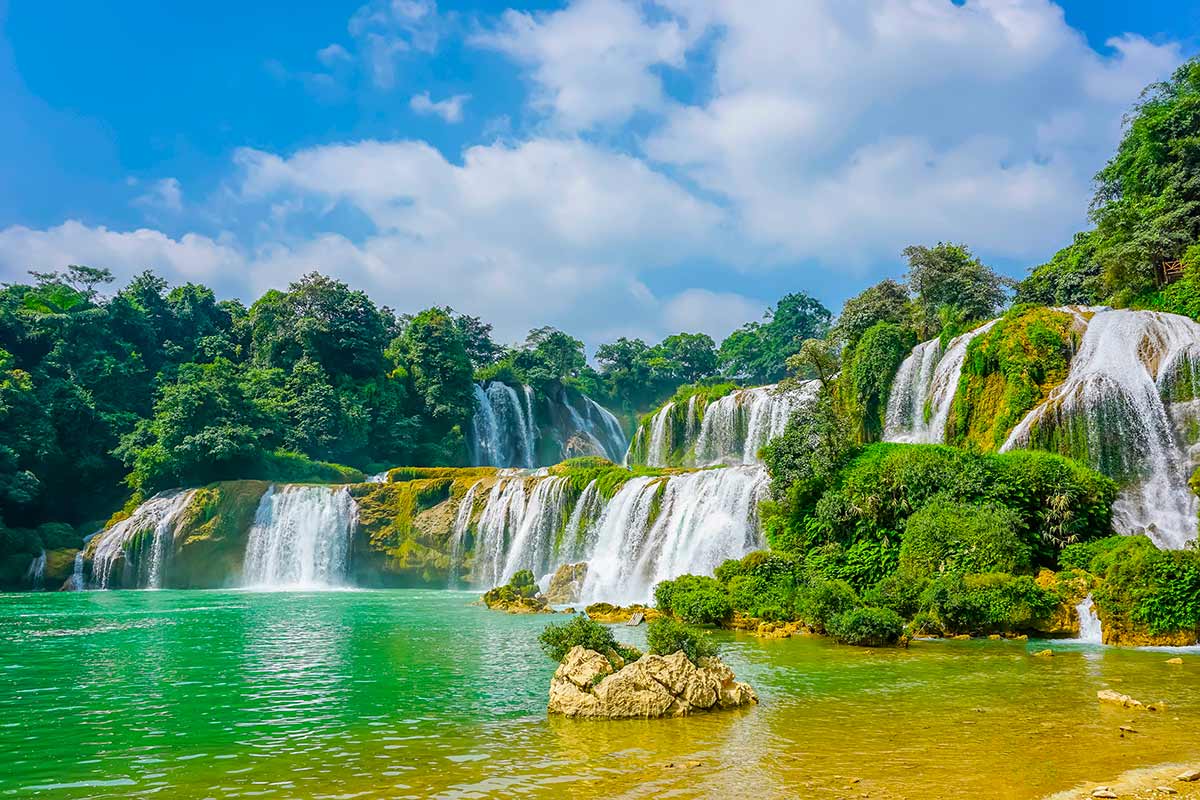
[1,0,1198,350]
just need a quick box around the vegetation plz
[538,615,641,667]
[645,618,719,664]
[654,574,733,625]
[827,606,905,646]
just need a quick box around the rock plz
[1092,789,1118,799]
[1157,786,1178,795]
[562,607,576,615]
[952,634,972,640]
[547,646,757,720]
[1118,725,1137,733]
[1032,649,1054,657]
[1148,700,1168,712]
[1097,690,1144,709]
[545,562,588,604]
[585,602,664,624]
[1177,769,1200,782]
[1166,657,1184,665]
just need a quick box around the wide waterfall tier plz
[627,382,819,468]
[84,490,196,589]
[1001,309,1200,549]
[883,320,998,444]
[470,381,627,468]
[243,485,358,589]
[460,466,768,604]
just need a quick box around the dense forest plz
[3,55,1200,598]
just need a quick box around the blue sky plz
[1,0,1198,348]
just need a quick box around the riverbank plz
[1046,763,1200,799]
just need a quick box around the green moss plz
[840,322,917,444]
[171,481,271,588]
[385,466,498,483]
[947,306,1078,451]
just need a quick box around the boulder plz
[545,562,587,604]
[1097,689,1145,709]
[547,645,757,719]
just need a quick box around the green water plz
[2,590,1199,799]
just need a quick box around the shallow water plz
[2,589,1198,799]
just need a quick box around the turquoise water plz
[2,589,1199,799]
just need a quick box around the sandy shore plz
[1045,763,1200,799]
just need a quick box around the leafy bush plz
[483,569,541,607]
[862,572,930,619]
[538,616,640,665]
[798,578,860,633]
[899,497,1030,578]
[654,574,733,625]
[843,321,917,443]
[1089,535,1200,636]
[919,572,1057,635]
[827,606,905,646]
[646,618,719,664]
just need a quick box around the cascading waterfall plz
[24,550,45,591]
[471,381,627,467]
[89,490,195,589]
[883,320,998,443]
[646,403,675,467]
[1001,310,1200,549]
[70,531,100,591]
[448,480,483,586]
[466,467,767,604]
[242,485,358,589]
[1075,594,1103,644]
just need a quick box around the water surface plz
[2,589,1198,799]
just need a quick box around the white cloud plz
[410,91,470,123]
[473,0,696,130]
[347,0,442,89]
[316,43,352,68]
[132,177,183,213]
[660,289,764,342]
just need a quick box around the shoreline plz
[1044,763,1200,800]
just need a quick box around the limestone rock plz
[1097,689,1145,709]
[1178,769,1200,782]
[547,646,757,720]
[585,602,664,624]
[1032,649,1054,657]
[545,562,587,604]
[1166,657,1184,665]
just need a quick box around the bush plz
[798,578,859,633]
[862,572,930,619]
[538,616,640,665]
[646,618,719,664]
[899,497,1030,578]
[654,574,733,625]
[828,606,905,646]
[920,572,1057,635]
[1090,535,1200,636]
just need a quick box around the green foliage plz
[646,618,719,664]
[1086,536,1200,636]
[1132,245,1200,319]
[832,279,913,348]
[842,322,917,443]
[919,573,1057,635]
[798,578,860,633]
[904,243,1010,338]
[653,574,733,625]
[862,572,930,619]
[538,615,639,666]
[827,606,904,647]
[1091,57,1200,301]
[718,292,832,384]
[899,497,1030,578]
[718,550,806,621]
[1015,232,1105,306]
[483,569,541,607]
[948,306,1077,450]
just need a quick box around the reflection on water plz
[2,589,1199,799]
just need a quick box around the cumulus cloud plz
[660,289,764,342]
[132,177,184,213]
[410,91,470,122]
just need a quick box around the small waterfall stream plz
[448,480,484,586]
[89,490,195,589]
[242,485,358,589]
[24,551,45,591]
[1076,595,1103,644]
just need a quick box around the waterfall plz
[1002,310,1200,549]
[681,382,818,466]
[561,479,603,563]
[448,480,483,586]
[883,321,998,443]
[471,381,627,467]
[90,490,195,589]
[472,478,529,589]
[69,531,100,591]
[472,382,536,468]
[580,467,768,605]
[1076,594,1103,644]
[242,485,358,589]
[500,476,572,580]
[24,550,46,591]
[646,403,675,467]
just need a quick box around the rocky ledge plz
[548,645,757,719]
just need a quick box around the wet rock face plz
[547,646,757,719]
[545,562,587,604]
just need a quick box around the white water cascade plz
[1001,309,1200,549]
[242,485,358,589]
[883,320,998,443]
[1075,594,1103,644]
[89,490,195,589]
[24,550,45,591]
[448,480,483,586]
[472,382,537,468]
[466,466,767,604]
[636,382,819,468]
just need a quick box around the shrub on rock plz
[646,618,719,664]
[827,606,905,646]
[539,615,640,666]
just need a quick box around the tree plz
[516,327,586,388]
[452,312,502,370]
[652,333,718,384]
[832,279,912,347]
[719,293,832,384]
[395,307,475,462]
[1091,57,1200,299]
[1015,231,1104,306]
[904,243,1009,337]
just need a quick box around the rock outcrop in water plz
[548,645,757,719]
